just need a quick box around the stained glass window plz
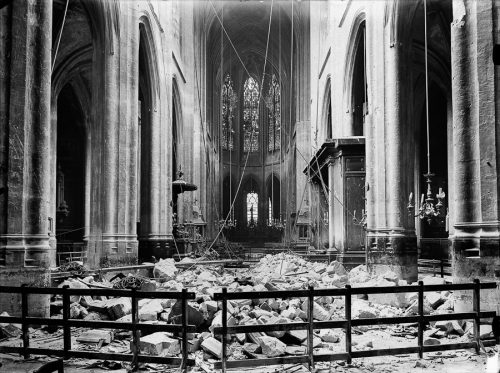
[221,74,236,151]
[243,77,259,152]
[266,74,281,152]
[246,192,258,226]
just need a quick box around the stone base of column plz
[366,231,418,282]
[86,234,139,268]
[451,230,500,311]
[138,235,174,263]
[451,234,500,279]
[0,234,53,267]
[0,267,51,317]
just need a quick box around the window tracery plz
[266,74,281,152]
[221,74,236,150]
[243,77,259,152]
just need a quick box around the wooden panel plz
[344,174,365,251]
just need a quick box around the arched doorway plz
[350,20,366,136]
[137,22,155,257]
[55,84,87,263]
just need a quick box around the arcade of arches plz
[1,0,500,294]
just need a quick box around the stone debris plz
[76,329,114,344]
[0,253,483,369]
[201,336,222,358]
[138,332,180,356]
[259,335,286,357]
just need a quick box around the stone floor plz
[1,348,498,373]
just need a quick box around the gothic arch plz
[321,76,332,140]
[343,10,366,136]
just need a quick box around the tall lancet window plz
[266,74,281,152]
[221,74,236,151]
[243,77,259,152]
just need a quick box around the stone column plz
[1,0,53,268]
[87,8,139,267]
[327,159,335,250]
[450,0,500,288]
[0,0,52,317]
[366,1,417,281]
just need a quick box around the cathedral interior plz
[2,0,500,371]
[1,0,499,284]
[1,0,500,335]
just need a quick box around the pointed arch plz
[322,76,332,140]
[343,11,366,136]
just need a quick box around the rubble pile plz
[0,254,493,370]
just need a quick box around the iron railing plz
[0,285,196,372]
[213,279,497,372]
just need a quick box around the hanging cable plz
[183,0,275,271]
[52,0,70,72]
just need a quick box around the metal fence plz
[0,285,196,372]
[213,279,497,372]
[0,280,497,373]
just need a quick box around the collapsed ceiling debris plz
[0,254,494,372]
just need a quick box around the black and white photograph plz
[0,0,500,372]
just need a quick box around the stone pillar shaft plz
[2,0,53,267]
[328,161,335,249]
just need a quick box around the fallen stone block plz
[139,299,164,321]
[87,300,108,314]
[243,342,261,357]
[300,300,330,321]
[318,329,339,343]
[421,276,446,286]
[435,320,464,336]
[404,298,432,316]
[423,337,440,346]
[259,336,286,357]
[480,324,493,339]
[326,261,347,276]
[280,308,297,320]
[188,337,201,353]
[76,329,114,344]
[83,311,109,321]
[59,278,89,303]
[368,279,408,308]
[138,332,180,356]
[352,300,378,319]
[201,336,222,358]
[426,292,446,309]
[235,333,246,344]
[153,258,178,279]
[285,345,306,355]
[301,335,321,348]
[0,312,21,337]
[105,298,132,320]
[285,329,308,344]
[169,300,205,326]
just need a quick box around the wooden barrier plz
[213,279,497,372]
[0,286,196,372]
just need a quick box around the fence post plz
[418,281,424,359]
[473,278,481,354]
[21,284,29,359]
[62,285,71,359]
[181,288,188,373]
[307,286,314,371]
[221,288,228,373]
[345,285,352,365]
[131,289,139,371]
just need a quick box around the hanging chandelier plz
[407,0,446,224]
